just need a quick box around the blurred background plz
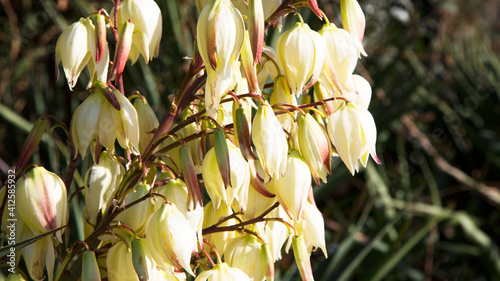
[1,0,499,280]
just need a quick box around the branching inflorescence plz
[2,0,381,280]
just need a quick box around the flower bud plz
[272,150,311,220]
[195,262,250,281]
[133,96,159,154]
[225,234,271,281]
[146,203,197,276]
[115,0,162,63]
[341,0,367,56]
[197,0,245,117]
[16,167,68,242]
[16,117,48,172]
[85,151,124,227]
[252,101,288,179]
[109,21,134,82]
[241,30,260,94]
[55,18,94,90]
[70,84,140,157]
[276,22,326,97]
[95,14,107,64]
[248,0,265,64]
[116,184,155,236]
[292,236,314,281]
[319,23,358,93]
[297,114,331,185]
[82,251,101,281]
[202,139,250,210]
[326,102,380,174]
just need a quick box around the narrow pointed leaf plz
[0,225,67,257]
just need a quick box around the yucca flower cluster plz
[2,0,380,280]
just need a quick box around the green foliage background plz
[1,0,500,280]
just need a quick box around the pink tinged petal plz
[95,14,106,64]
[341,0,367,57]
[308,0,324,19]
[16,117,48,171]
[241,31,260,94]
[109,21,134,82]
[248,0,265,64]
[248,159,275,198]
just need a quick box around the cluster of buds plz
[4,0,382,280]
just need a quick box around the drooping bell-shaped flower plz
[319,23,358,93]
[252,101,288,179]
[297,114,331,185]
[202,201,239,256]
[133,95,159,154]
[115,0,162,63]
[202,139,250,210]
[15,166,68,242]
[116,183,155,236]
[156,179,204,249]
[70,83,140,157]
[85,151,124,227]
[21,234,55,281]
[314,73,372,116]
[107,237,180,281]
[225,234,273,281]
[272,150,311,220]
[195,262,250,281]
[294,201,327,257]
[326,102,380,174]
[146,203,197,276]
[197,0,245,117]
[270,76,297,134]
[276,22,326,97]
[56,17,108,90]
[255,205,291,261]
[341,0,367,56]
